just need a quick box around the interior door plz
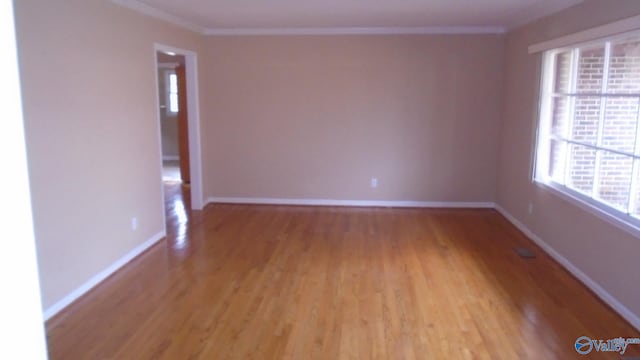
[176,65,190,185]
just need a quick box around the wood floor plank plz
[45,183,640,359]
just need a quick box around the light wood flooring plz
[45,183,640,359]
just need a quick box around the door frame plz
[153,43,203,211]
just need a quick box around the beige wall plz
[497,0,640,323]
[201,35,504,201]
[14,0,202,310]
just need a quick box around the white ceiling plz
[112,0,584,34]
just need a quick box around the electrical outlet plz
[528,203,534,215]
[131,217,138,231]
[371,178,378,188]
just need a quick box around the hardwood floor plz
[45,183,640,359]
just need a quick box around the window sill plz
[533,179,640,239]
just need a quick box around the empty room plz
[4,0,640,358]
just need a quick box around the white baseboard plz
[207,197,495,209]
[162,155,179,161]
[494,204,640,331]
[43,231,166,321]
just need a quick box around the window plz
[535,30,640,229]
[166,70,179,114]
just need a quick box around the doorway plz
[157,52,187,183]
[154,44,203,215]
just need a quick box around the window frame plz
[533,29,640,236]
[164,69,179,116]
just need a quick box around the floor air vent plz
[514,247,536,259]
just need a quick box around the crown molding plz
[110,0,506,36]
[203,26,505,36]
[109,0,207,34]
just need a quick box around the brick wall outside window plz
[549,38,640,213]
